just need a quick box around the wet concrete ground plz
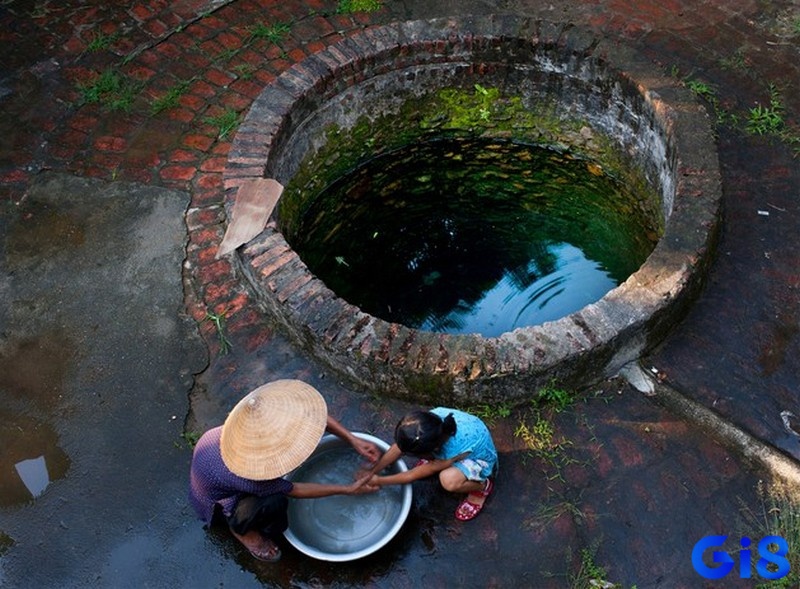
[1,0,799,588]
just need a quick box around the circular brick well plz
[223,17,721,405]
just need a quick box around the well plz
[223,17,721,404]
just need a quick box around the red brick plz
[166,108,196,123]
[220,92,250,112]
[217,31,244,51]
[89,152,124,171]
[190,227,223,247]
[168,149,199,163]
[191,187,224,208]
[94,136,128,152]
[612,436,645,467]
[189,79,218,98]
[199,157,226,173]
[194,171,223,190]
[127,65,157,81]
[129,5,154,21]
[288,47,307,63]
[159,164,197,182]
[64,37,85,55]
[183,134,215,150]
[178,93,207,112]
[206,68,236,88]
[144,19,170,38]
[0,169,30,183]
[185,207,224,230]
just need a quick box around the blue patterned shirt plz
[430,407,498,480]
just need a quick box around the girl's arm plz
[326,415,381,462]
[371,451,470,486]
[288,475,377,498]
[366,443,404,476]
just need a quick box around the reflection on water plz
[14,456,50,498]
[291,138,659,336]
[422,242,616,334]
[0,411,70,507]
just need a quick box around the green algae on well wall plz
[279,85,664,242]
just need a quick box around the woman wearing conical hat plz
[189,379,380,562]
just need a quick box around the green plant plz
[746,84,785,136]
[78,69,142,112]
[739,480,800,588]
[181,431,201,448]
[337,0,383,13]
[570,545,610,588]
[213,47,240,64]
[544,540,634,589]
[204,310,232,354]
[85,30,119,53]
[150,79,192,115]
[466,402,512,425]
[204,108,241,140]
[537,382,574,412]
[524,495,587,534]
[720,47,748,71]
[233,64,256,80]
[249,21,292,45]
[514,416,554,453]
[686,79,716,102]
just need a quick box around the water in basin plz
[287,444,407,556]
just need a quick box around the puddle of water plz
[0,331,73,405]
[6,199,85,269]
[293,138,658,336]
[0,410,70,507]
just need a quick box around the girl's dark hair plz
[394,410,457,455]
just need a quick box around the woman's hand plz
[347,474,379,495]
[325,415,381,463]
[351,438,381,463]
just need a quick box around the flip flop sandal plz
[248,540,281,562]
[455,478,493,521]
[414,458,430,468]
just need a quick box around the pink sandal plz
[455,478,493,521]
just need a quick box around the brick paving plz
[2,0,799,587]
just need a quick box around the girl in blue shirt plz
[367,407,498,521]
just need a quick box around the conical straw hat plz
[220,379,328,480]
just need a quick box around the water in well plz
[292,138,659,337]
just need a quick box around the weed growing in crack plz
[150,78,193,115]
[249,21,292,45]
[746,84,785,136]
[463,402,512,426]
[204,309,232,354]
[204,108,241,141]
[337,0,383,13]
[720,47,749,71]
[676,69,799,157]
[78,69,142,112]
[543,539,637,589]
[85,30,119,53]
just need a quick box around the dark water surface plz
[292,138,658,336]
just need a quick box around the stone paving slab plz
[1,0,799,587]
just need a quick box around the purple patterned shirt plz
[189,426,294,523]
